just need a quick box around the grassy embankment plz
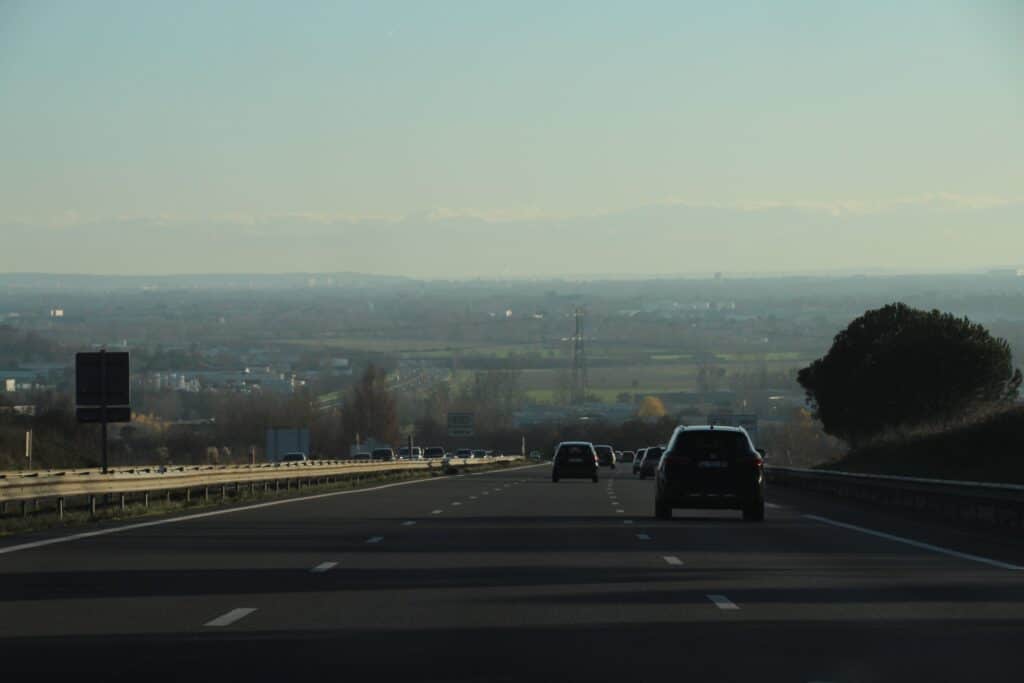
[822,407,1024,484]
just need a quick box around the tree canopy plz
[798,303,1022,444]
[342,364,399,446]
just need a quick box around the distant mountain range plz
[3,197,1021,279]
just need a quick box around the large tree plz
[798,303,1022,444]
[342,365,399,447]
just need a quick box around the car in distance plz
[551,442,599,483]
[529,450,544,461]
[654,425,765,521]
[371,447,396,461]
[472,449,488,458]
[354,451,372,461]
[454,448,473,459]
[620,450,635,464]
[397,446,425,460]
[280,452,308,463]
[632,448,647,475]
[594,444,616,468]
[637,446,664,478]
[424,446,446,459]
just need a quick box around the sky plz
[1,0,1021,277]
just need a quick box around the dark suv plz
[552,442,599,483]
[594,444,616,468]
[637,446,663,478]
[654,426,765,521]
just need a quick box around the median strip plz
[205,608,257,627]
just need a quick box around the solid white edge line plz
[204,607,258,627]
[804,514,1024,571]
[310,561,338,573]
[0,462,545,558]
[708,594,739,610]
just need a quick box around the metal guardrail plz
[0,456,523,519]
[767,466,1024,529]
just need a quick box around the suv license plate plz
[698,461,728,469]
[568,457,583,463]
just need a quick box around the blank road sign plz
[76,406,132,423]
[76,352,131,407]
[447,412,475,438]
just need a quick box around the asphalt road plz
[2,462,1024,682]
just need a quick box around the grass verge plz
[821,407,1024,484]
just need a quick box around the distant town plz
[1,270,1022,469]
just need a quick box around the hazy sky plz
[1,1,1021,276]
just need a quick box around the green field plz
[283,335,812,406]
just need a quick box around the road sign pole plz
[25,429,33,470]
[100,350,108,474]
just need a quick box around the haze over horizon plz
[2,1,1021,277]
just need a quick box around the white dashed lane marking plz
[310,562,337,573]
[708,594,739,610]
[205,608,258,627]
[366,536,384,544]
[401,521,417,526]
[431,509,443,515]
[636,533,651,541]
[663,556,683,566]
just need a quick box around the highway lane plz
[2,462,1024,681]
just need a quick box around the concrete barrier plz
[768,466,1024,530]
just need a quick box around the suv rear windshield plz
[424,447,445,456]
[372,449,392,457]
[556,444,593,460]
[672,432,749,458]
[594,445,614,457]
[644,448,663,461]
